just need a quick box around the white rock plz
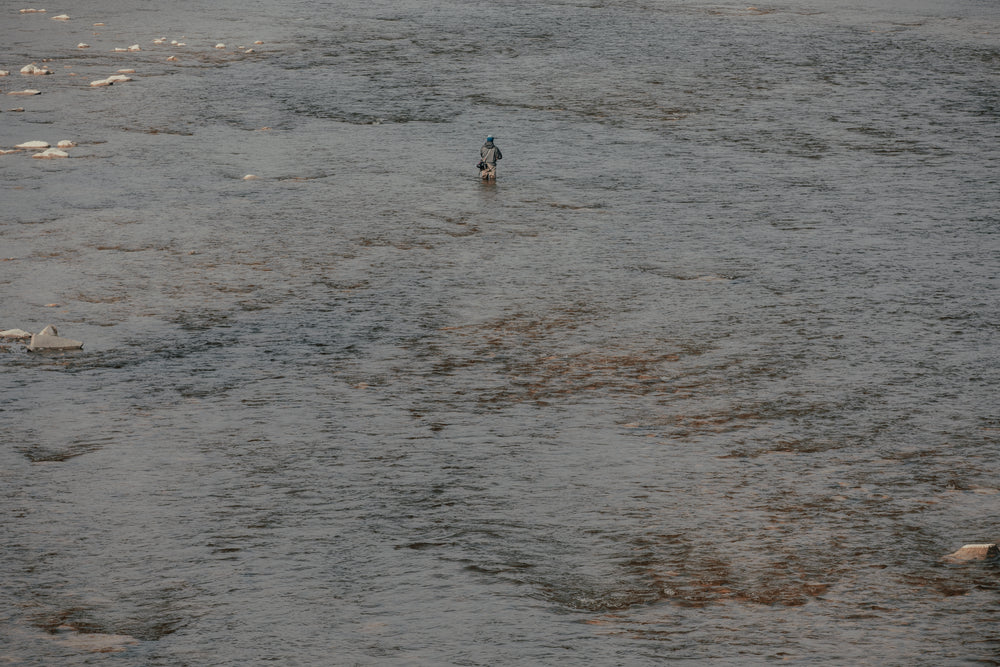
[90,79,112,87]
[28,327,83,351]
[243,174,259,180]
[128,44,141,52]
[7,89,42,96]
[106,74,132,83]
[77,43,89,49]
[20,64,51,75]
[57,140,76,148]
[117,69,136,73]
[20,8,46,14]
[244,49,255,54]
[32,147,69,159]
[166,56,179,62]
[254,40,264,45]
[943,543,999,563]
[16,140,49,149]
[113,48,127,52]
[51,13,69,20]
[0,149,22,155]
[215,43,226,49]
[0,70,9,76]
[0,329,32,339]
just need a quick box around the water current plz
[1,0,998,664]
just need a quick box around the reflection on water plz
[1,0,998,664]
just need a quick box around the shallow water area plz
[2,0,999,664]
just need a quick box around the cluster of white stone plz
[2,139,75,158]
[3,8,267,155]
[1,325,84,351]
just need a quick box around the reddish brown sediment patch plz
[439,307,683,404]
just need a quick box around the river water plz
[1,0,998,664]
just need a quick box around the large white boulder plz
[28,325,83,351]
[16,140,49,149]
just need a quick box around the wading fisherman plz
[479,136,502,180]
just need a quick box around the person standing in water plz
[480,136,502,180]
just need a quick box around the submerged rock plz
[51,13,69,20]
[57,140,76,148]
[90,79,112,87]
[0,70,11,77]
[7,89,42,96]
[16,140,49,149]
[51,625,139,653]
[106,74,132,83]
[28,325,83,351]
[77,43,89,49]
[942,544,998,563]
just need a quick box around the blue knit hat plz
[486,136,493,141]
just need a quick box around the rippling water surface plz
[2,0,998,664]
